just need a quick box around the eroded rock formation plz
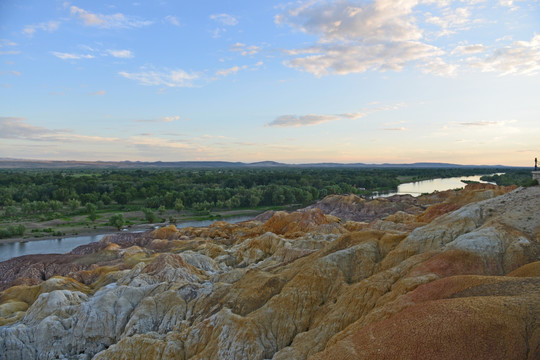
[1,184,538,359]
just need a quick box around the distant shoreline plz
[0,210,263,246]
[0,224,154,245]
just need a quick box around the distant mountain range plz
[0,158,522,169]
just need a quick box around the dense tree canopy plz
[0,166,517,225]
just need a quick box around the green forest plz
[0,166,521,239]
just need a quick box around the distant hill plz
[0,158,520,169]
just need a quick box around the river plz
[0,215,255,262]
[375,174,495,197]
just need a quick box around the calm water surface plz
[376,174,495,197]
[0,215,255,262]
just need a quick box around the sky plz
[0,0,539,166]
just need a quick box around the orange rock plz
[150,225,179,240]
[262,208,330,237]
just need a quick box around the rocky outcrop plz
[0,184,538,359]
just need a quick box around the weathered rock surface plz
[0,184,538,359]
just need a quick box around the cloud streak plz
[119,68,199,87]
[69,5,152,28]
[134,116,182,123]
[268,114,341,127]
[52,51,94,60]
[210,14,238,26]
[0,117,118,142]
[230,42,261,56]
[23,21,60,37]
[107,49,133,58]
[268,102,405,127]
[215,65,247,77]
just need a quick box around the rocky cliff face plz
[1,184,539,359]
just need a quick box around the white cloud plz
[384,127,407,131]
[268,114,341,127]
[51,51,95,60]
[215,65,247,77]
[230,42,261,56]
[425,7,472,36]
[164,15,181,26]
[277,0,422,42]
[498,0,527,10]
[162,116,181,122]
[284,41,442,76]
[69,5,152,28]
[468,34,540,75]
[210,13,238,26]
[107,49,134,58]
[89,90,106,96]
[421,57,458,76]
[22,21,60,37]
[452,44,486,55]
[119,68,199,87]
[277,0,453,76]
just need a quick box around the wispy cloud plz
[458,120,510,127]
[22,21,60,37]
[383,127,407,131]
[134,115,182,123]
[268,114,340,127]
[421,57,458,76]
[164,15,181,26]
[452,44,487,55]
[210,13,238,26]
[0,117,58,139]
[69,5,152,28]
[51,51,95,60]
[0,39,19,54]
[424,7,473,37]
[0,116,118,142]
[215,65,247,77]
[230,42,261,56]
[467,34,540,75]
[119,68,199,87]
[268,102,405,127]
[106,49,133,58]
[0,50,20,55]
[0,70,21,76]
[0,39,17,47]
[89,90,106,96]
[338,112,366,120]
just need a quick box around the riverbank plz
[0,208,267,245]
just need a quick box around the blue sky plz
[0,0,539,165]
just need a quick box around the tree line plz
[0,167,510,227]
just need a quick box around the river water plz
[375,174,494,197]
[0,215,255,262]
